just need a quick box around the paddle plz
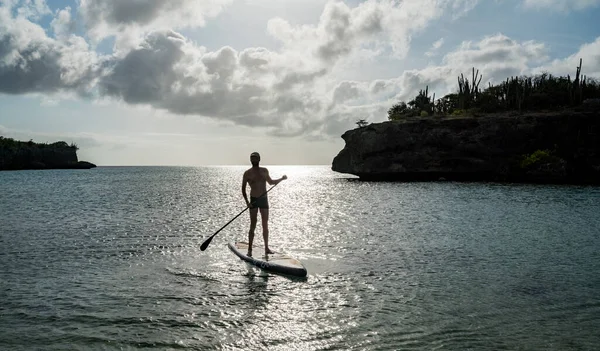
[200,183,279,251]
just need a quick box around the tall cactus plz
[411,85,434,114]
[501,77,511,109]
[458,73,470,109]
[457,68,483,110]
[458,74,466,109]
[516,78,525,112]
[573,58,583,104]
[472,67,482,101]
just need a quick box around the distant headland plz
[332,59,600,184]
[0,137,96,171]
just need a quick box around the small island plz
[332,59,600,184]
[0,137,96,171]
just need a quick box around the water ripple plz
[1,167,600,350]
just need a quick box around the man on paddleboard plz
[242,152,287,257]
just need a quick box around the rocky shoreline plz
[0,139,96,171]
[332,109,600,184]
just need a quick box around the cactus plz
[458,73,470,109]
[457,68,482,109]
[573,58,583,104]
[472,67,482,100]
[516,78,525,112]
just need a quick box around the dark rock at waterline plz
[71,161,97,169]
[332,110,600,184]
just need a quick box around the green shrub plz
[476,92,501,112]
[521,149,554,168]
[468,107,483,116]
[388,102,409,121]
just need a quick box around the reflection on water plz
[1,166,599,350]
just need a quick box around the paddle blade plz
[200,235,214,251]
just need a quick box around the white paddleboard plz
[228,241,307,277]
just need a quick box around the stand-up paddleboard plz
[228,241,307,277]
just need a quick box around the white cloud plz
[4,0,598,142]
[450,0,480,18]
[91,0,483,137]
[267,0,481,64]
[0,5,101,95]
[50,6,73,39]
[426,37,445,57]
[442,34,549,82]
[523,0,600,11]
[12,0,50,20]
[533,37,600,78]
[79,0,233,44]
[96,30,328,135]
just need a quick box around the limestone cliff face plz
[0,141,96,170]
[332,110,600,184]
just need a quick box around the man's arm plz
[242,172,250,207]
[265,169,287,185]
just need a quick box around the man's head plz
[250,152,260,167]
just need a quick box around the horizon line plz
[92,164,333,167]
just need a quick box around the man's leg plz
[260,208,273,255]
[248,207,258,256]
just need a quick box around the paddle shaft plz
[200,183,279,251]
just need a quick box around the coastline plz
[332,108,600,184]
[0,137,96,171]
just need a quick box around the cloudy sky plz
[1,0,599,166]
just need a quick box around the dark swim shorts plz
[250,195,269,209]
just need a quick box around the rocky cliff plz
[0,139,96,171]
[332,109,600,184]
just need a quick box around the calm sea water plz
[1,166,599,350]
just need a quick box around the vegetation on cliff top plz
[387,58,600,121]
[0,136,79,150]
